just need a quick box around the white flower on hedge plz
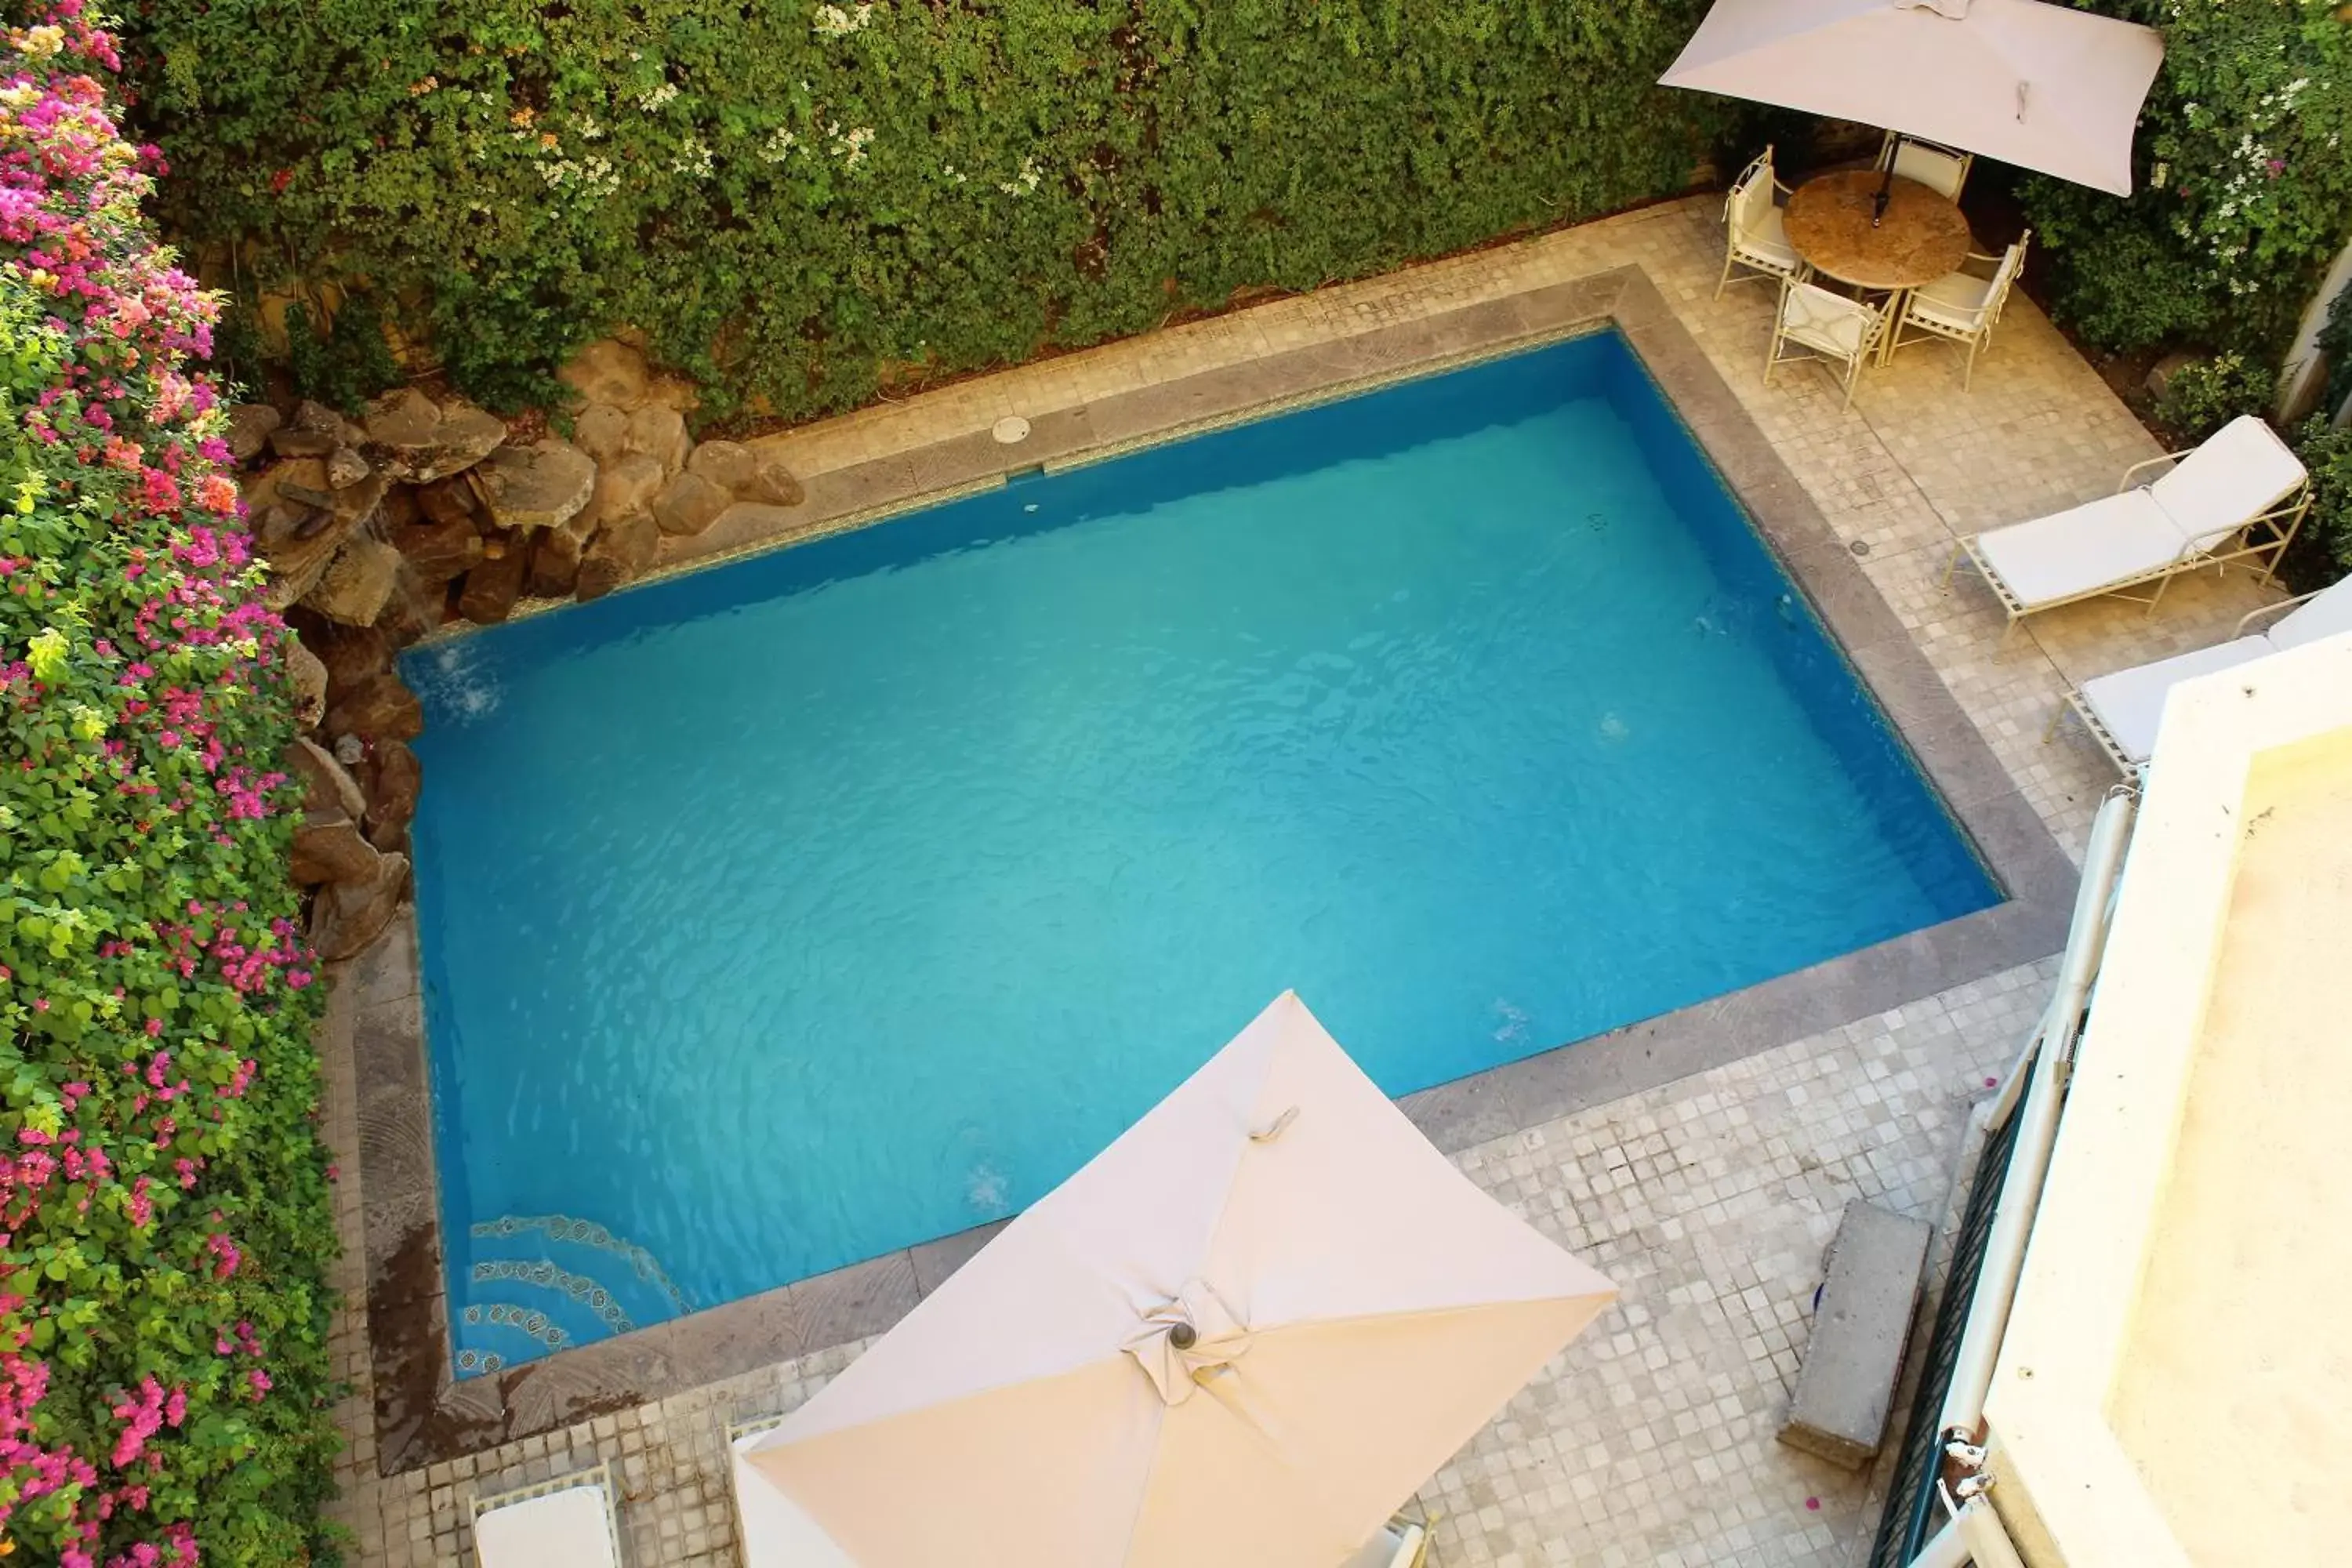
[829,124,875,167]
[761,126,803,164]
[0,83,38,109]
[998,155,1042,197]
[673,135,716,177]
[813,3,875,37]
[637,82,680,112]
[575,112,605,140]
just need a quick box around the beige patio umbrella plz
[738,992,1616,1567]
[1659,0,2165,196]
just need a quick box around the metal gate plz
[1864,1105,2024,1568]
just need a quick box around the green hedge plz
[122,0,1723,419]
[2020,0,2352,361]
[0,6,340,1563]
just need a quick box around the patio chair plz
[2055,577,2352,773]
[1945,416,2314,633]
[1887,230,2030,390]
[473,1462,624,1568]
[1716,146,1804,298]
[1878,132,1973,201]
[1764,279,1889,409]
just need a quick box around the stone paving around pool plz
[318,191,2283,1565]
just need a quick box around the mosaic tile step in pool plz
[404,328,1998,1373]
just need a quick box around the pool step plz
[452,1214,690,1376]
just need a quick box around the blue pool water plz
[406,331,1994,1373]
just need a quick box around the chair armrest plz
[2116,448,2188,492]
[2234,589,2322,637]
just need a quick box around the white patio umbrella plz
[1659,0,2165,196]
[736,992,1616,1568]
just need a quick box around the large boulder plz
[284,633,328,731]
[269,399,363,459]
[557,339,650,411]
[745,455,806,508]
[414,476,480,529]
[622,404,690,474]
[575,511,659,601]
[373,561,447,648]
[388,509,485,584]
[325,670,423,742]
[247,460,391,605]
[266,425,337,459]
[652,470,731,537]
[246,459,350,604]
[363,388,507,483]
[314,623,391,695]
[363,740,423,851]
[644,375,700,414]
[325,445,371,490]
[290,398,363,442]
[575,453,665,539]
[684,439,757,495]
[474,438,597,532]
[286,735,367,822]
[310,851,410,962]
[290,811,381,886]
[456,546,529,625]
[572,403,630,466]
[525,526,583,599]
[226,404,281,463]
[301,534,402,626]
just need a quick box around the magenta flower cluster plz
[0,3,340,1563]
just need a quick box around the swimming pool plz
[405,330,1995,1374]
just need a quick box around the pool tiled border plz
[342,262,2076,1475]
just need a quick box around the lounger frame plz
[1946,446,2314,638]
[2049,588,2328,776]
[472,1461,625,1568]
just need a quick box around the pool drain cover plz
[993,415,1032,445]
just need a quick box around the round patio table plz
[1783,169,1972,292]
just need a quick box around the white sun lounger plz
[1345,1512,1435,1568]
[1947,416,2312,633]
[473,1463,623,1568]
[2056,576,2352,773]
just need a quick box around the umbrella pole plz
[1871,162,1893,227]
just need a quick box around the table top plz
[1783,170,1972,292]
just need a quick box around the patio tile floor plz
[319,191,2279,1564]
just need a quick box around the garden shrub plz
[118,0,1726,419]
[0,5,340,1563]
[2292,417,2352,573]
[2151,351,2278,443]
[2020,0,2352,362]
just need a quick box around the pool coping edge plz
[334,262,2076,1475]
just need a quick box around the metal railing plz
[1864,1104,2021,1568]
